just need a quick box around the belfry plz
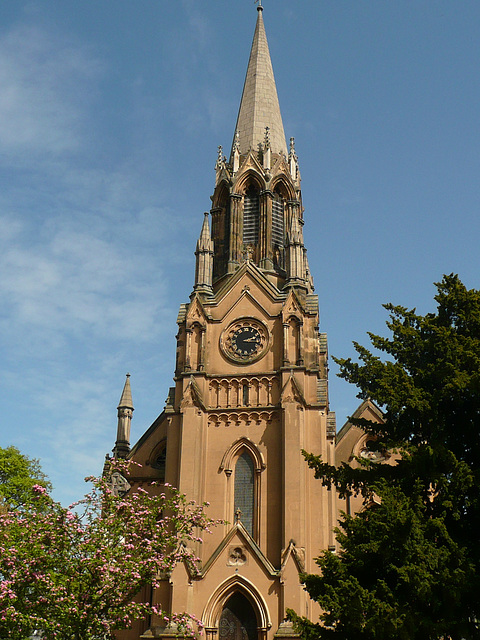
[114,6,338,639]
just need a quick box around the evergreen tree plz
[289,275,480,640]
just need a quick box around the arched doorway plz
[219,592,258,640]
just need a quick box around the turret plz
[113,374,133,459]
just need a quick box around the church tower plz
[116,7,336,639]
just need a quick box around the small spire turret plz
[194,213,214,294]
[114,374,134,459]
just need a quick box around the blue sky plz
[1,0,479,506]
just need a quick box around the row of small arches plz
[209,378,280,409]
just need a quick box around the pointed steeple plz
[231,5,287,159]
[114,374,134,459]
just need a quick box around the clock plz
[220,318,269,363]
[232,326,262,357]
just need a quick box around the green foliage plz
[0,446,51,510]
[290,275,480,639]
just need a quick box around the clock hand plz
[243,337,258,342]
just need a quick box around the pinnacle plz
[196,213,213,252]
[287,211,304,246]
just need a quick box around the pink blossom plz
[32,484,47,495]
[0,459,215,639]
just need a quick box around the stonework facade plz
[111,7,365,640]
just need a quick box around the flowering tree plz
[0,459,214,640]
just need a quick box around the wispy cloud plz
[0,23,102,159]
[0,17,180,504]
[0,18,175,357]
[0,215,167,344]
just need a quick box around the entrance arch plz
[219,592,257,640]
[203,576,270,640]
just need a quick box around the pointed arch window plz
[234,452,255,536]
[243,185,259,245]
[152,446,167,484]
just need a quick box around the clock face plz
[221,318,269,363]
[232,326,262,357]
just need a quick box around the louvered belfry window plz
[272,193,284,247]
[243,185,259,245]
[234,452,254,536]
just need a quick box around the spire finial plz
[255,0,263,11]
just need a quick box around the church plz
[110,5,378,639]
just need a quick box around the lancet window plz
[234,452,255,537]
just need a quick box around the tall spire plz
[231,5,287,159]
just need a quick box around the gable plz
[213,262,283,312]
[200,524,278,580]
